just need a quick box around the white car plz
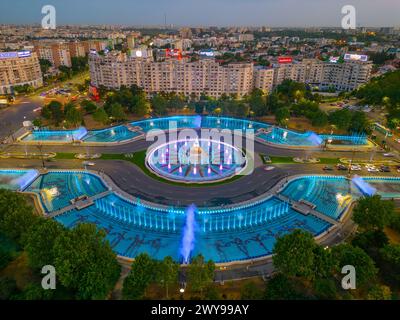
[383,153,395,157]
[264,166,275,171]
[82,161,95,166]
[350,165,362,171]
[367,166,379,172]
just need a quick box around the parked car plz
[336,164,348,171]
[323,166,334,171]
[350,164,362,171]
[383,153,395,157]
[380,166,391,172]
[82,161,95,166]
[367,166,379,172]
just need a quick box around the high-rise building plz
[33,42,72,68]
[0,51,43,94]
[89,52,257,98]
[273,57,372,91]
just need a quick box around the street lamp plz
[179,287,185,300]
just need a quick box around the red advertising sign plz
[166,48,182,60]
[278,56,293,64]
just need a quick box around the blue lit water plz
[83,125,140,143]
[20,115,370,147]
[0,169,39,191]
[280,176,364,219]
[147,139,246,182]
[22,127,88,142]
[55,195,331,263]
[5,170,400,262]
[25,171,108,212]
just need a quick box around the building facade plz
[273,58,372,91]
[89,52,260,98]
[0,51,43,94]
[89,52,373,98]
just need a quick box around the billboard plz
[199,50,215,58]
[0,51,31,59]
[344,53,368,62]
[166,48,182,60]
[278,56,293,64]
[329,56,340,63]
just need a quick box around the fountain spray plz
[180,204,197,264]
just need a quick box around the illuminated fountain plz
[352,175,377,196]
[180,204,197,264]
[11,169,39,191]
[307,132,323,146]
[146,138,247,183]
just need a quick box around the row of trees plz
[355,70,400,129]
[122,254,215,300]
[40,101,84,127]
[0,190,121,299]
[262,195,400,300]
[46,79,372,134]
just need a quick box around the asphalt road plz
[0,97,42,141]
[0,156,397,207]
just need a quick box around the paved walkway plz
[48,190,112,218]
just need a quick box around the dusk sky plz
[0,0,399,27]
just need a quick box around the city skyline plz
[0,0,399,27]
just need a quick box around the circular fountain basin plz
[146,139,247,183]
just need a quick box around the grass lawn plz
[261,154,340,165]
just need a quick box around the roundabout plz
[146,138,247,183]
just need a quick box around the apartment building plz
[34,40,108,68]
[89,52,257,98]
[253,66,274,93]
[89,52,372,98]
[0,51,43,94]
[33,42,72,68]
[273,58,372,91]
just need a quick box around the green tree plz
[24,218,65,270]
[42,101,64,126]
[380,244,400,285]
[156,256,179,299]
[0,190,37,245]
[273,229,316,279]
[313,278,337,299]
[108,103,127,121]
[39,59,52,74]
[93,108,109,125]
[130,94,150,117]
[81,100,98,114]
[151,94,168,115]
[367,284,392,300]
[65,106,83,127]
[187,255,215,296]
[240,282,263,300]
[332,244,378,288]
[351,229,389,259]
[248,89,267,116]
[328,109,352,131]
[0,277,19,300]
[53,223,120,300]
[21,282,54,300]
[352,196,395,230]
[312,245,337,279]
[264,273,302,300]
[123,253,156,300]
[275,107,290,126]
